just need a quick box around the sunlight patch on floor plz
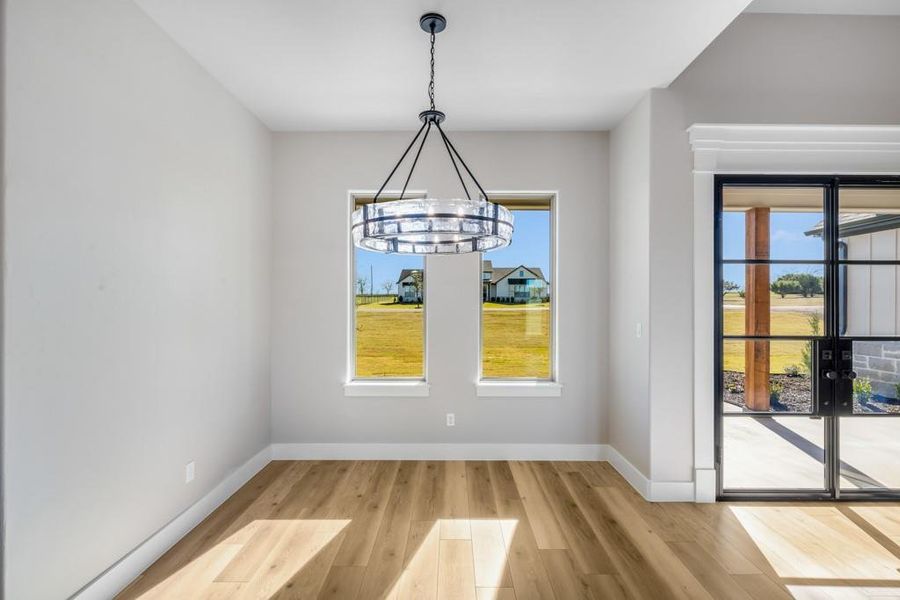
[730,506,900,597]
[135,519,350,599]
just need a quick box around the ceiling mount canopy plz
[351,12,514,255]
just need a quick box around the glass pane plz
[840,418,900,490]
[722,186,825,261]
[723,264,824,336]
[838,187,900,257]
[850,340,900,414]
[723,340,813,413]
[354,250,424,378]
[840,264,900,337]
[723,416,825,489]
[482,206,552,379]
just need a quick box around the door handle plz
[822,369,839,380]
[842,370,858,380]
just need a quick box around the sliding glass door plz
[716,176,900,499]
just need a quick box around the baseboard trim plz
[271,442,608,461]
[605,446,695,502]
[71,445,273,600]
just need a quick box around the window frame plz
[476,191,559,389]
[345,190,429,393]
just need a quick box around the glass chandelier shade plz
[352,197,514,254]
[351,13,514,255]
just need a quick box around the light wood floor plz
[118,461,900,599]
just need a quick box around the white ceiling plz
[745,0,900,15]
[134,0,752,131]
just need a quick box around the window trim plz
[476,191,559,386]
[346,190,429,391]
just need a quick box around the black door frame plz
[715,174,900,501]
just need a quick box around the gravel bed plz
[724,370,900,414]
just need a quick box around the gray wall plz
[271,132,608,446]
[608,97,652,476]
[621,13,900,484]
[4,1,272,597]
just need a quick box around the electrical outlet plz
[185,461,195,484]
[446,413,455,427]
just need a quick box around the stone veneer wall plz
[854,341,900,399]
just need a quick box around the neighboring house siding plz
[846,231,900,337]
[845,230,900,400]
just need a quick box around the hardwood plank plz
[498,501,557,600]
[467,461,499,519]
[540,549,594,600]
[593,487,713,599]
[412,461,447,521]
[438,539,477,600]
[393,520,440,600]
[732,573,793,600]
[668,541,754,600]
[507,461,568,550]
[318,565,366,600]
[476,588,517,600]
[356,461,421,600]
[559,470,676,598]
[530,462,614,574]
[332,460,400,567]
[470,519,513,588]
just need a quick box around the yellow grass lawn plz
[354,304,550,378]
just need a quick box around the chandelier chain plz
[428,29,436,110]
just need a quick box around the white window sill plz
[476,381,563,397]
[343,380,430,397]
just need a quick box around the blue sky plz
[722,211,824,287]
[355,210,550,294]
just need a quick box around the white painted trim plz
[688,124,900,174]
[343,380,430,397]
[606,445,695,502]
[694,468,717,503]
[606,445,650,499]
[476,381,562,397]
[272,442,607,461]
[71,445,273,600]
[688,123,900,503]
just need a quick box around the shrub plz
[769,380,784,400]
[784,364,802,377]
[854,377,873,403]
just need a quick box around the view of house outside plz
[353,207,551,379]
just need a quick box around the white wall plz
[608,97,652,476]
[4,1,272,598]
[271,132,607,446]
[616,14,900,488]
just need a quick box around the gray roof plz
[396,268,422,283]
[486,265,546,284]
[482,260,493,271]
[805,213,900,238]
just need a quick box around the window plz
[480,195,553,380]
[351,194,425,379]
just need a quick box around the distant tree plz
[410,270,424,308]
[356,276,368,296]
[791,272,823,297]
[770,277,801,298]
[722,281,740,297]
[381,280,394,295]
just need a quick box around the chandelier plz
[351,13,514,255]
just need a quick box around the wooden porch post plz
[745,207,771,411]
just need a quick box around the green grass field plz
[354,301,550,378]
[722,292,822,373]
